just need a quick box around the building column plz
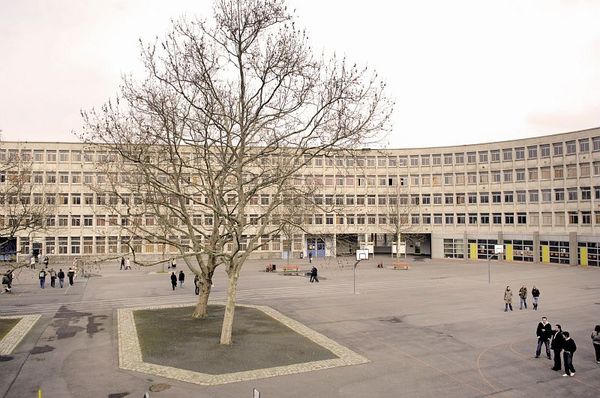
[569,231,578,266]
[333,233,337,257]
[533,231,540,263]
[497,231,504,261]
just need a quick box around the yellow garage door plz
[505,244,513,261]
[470,243,478,260]
[580,247,588,267]
[541,245,550,263]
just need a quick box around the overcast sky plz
[1,0,599,148]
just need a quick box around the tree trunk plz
[192,279,212,318]
[219,271,239,345]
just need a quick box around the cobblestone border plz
[0,314,41,355]
[118,302,369,385]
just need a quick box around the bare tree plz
[81,0,392,344]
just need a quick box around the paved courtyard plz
[1,256,599,397]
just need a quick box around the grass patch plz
[0,318,20,340]
[133,305,338,374]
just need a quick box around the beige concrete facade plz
[2,127,600,266]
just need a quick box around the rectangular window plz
[479,151,488,163]
[542,189,552,202]
[491,150,500,162]
[529,190,539,202]
[567,188,577,201]
[444,154,453,165]
[515,147,525,160]
[516,191,526,203]
[504,191,513,203]
[540,144,550,157]
[445,214,454,224]
[593,137,600,152]
[457,213,465,224]
[581,187,591,200]
[553,142,563,156]
[566,140,576,154]
[515,169,525,181]
[492,192,501,203]
[540,167,551,180]
[555,188,565,201]
[467,152,476,164]
[527,146,537,159]
[554,165,564,179]
[503,170,513,182]
[503,148,512,161]
[480,192,489,203]
[579,138,589,153]
[455,153,464,164]
[517,213,527,224]
[505,213,515,224]
[528,168,538,181]
[493,213,502,224]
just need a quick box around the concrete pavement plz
[1,256,600,397]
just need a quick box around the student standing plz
[178,270,185,288]
[551,324,565,371]
[518,285,528,310]
[38,269,46,289]
[531,286,540,310]
[170,272,177,290]
[194,274,200,295]
[591,325,600,363]
[536,316,552,359]
[49,268,57,288]
[504,286,513,311]
[120,257,125,270]
[67,267,75,286]
[562,332,577,377]
[57,269,65,288]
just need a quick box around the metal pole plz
[488,258,491,284]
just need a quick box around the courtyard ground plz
[0,255,599,397]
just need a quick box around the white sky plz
[1,0,599,148]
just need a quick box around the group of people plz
[38,267,75,288]
[170,270,185,290]
[503,285,540,311]
[534,317,600,377]
[119,257,132,270]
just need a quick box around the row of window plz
[2,136,599,166]
[6,186,600,207]
[5,210,598,229]
[4,160,598,189]
[19,234,292,255]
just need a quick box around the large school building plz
[2,127,600,266]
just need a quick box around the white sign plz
[356,249,369,261]
[494,244,504,254]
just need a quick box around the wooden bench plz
[282,265,300,275]
[392,262,410,270]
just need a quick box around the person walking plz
[536,316,552,359]
[43,256,49,268]
[551,324,565,371]
[504,286,513,311]
[2,270,13,293]
[518,285,528,310]
[178,270,185,288]
[531,285,540,310]
[67,267,75,286]
[591,325,600,363]
[49,268,57,288]
[58,269,65,288]
[170,272,177,291]
[194,274,200,295]
[562,332,577,377]
[171,258,176,269]
[38,269,46,289]
[310,266,319,283]
[30,255,36,269]
[308,251,313,264]
[120,257,125,270]
[125,258,131,270]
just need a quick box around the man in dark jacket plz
[178,270,185,288]
[550,324,565,371]
[310,266,319,283]
[562,332,577,377]
[170,272,177,290]
[536,316,552,359]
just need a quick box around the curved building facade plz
[2,127,600,266]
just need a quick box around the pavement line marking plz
[476,344,504,393]
[395,345,491,396]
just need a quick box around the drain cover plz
[149,384,171,392]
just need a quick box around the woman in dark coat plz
[170,272,177,290]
